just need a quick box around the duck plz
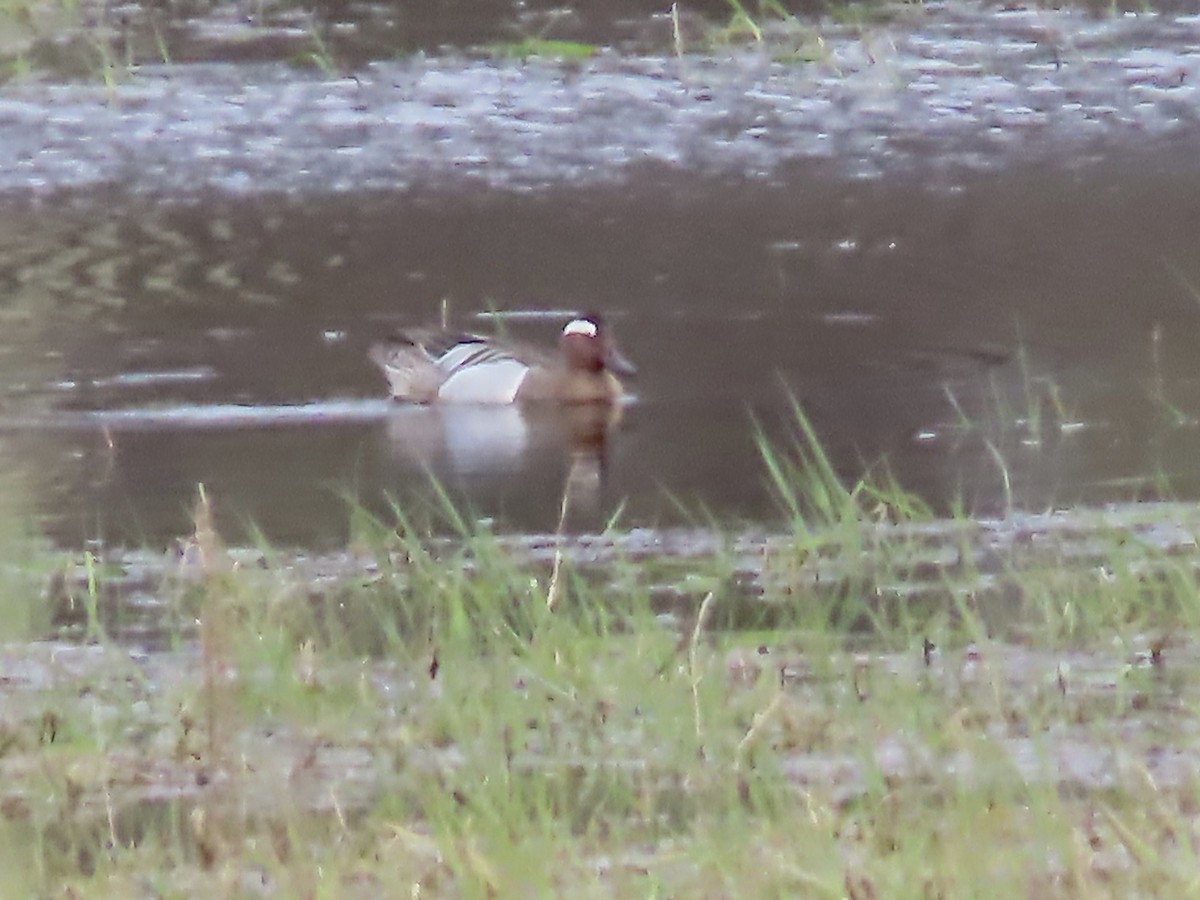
[369,314,636,404]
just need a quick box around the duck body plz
[370,316,634,405]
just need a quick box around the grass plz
[491,38,597,62]
[2,407,1200,893]
[701,0,832,64]
[292,20,339,75]
[0,0,170,87]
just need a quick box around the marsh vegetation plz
[0,413,1195,894]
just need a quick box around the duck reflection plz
[378,401,624,526]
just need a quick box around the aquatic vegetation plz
[293,19,339,74]
[0,0,1186,86]
[703,0,830,63]
[490,38,597,62]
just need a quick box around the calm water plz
[3,3,1200,546]
[2,155,1200,546]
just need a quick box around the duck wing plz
[406,329,489,359]
[434,337,524,376]
[371,327,558,403]
[405,328,559,374]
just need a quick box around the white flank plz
[563,318,598,338]
[438,359,529,403]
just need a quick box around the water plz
[3,3,1200,546]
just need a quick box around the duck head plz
[561,314,637,376]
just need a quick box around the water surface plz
[3,3,1200,545]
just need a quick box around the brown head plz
[560,314,637,376]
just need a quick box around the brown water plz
[3,3,1200,546]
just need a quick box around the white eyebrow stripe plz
[563,318,598,338]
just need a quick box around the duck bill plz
[605,345,637,377]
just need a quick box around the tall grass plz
[11,403,1200,894]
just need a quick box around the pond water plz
[2,1,1200,546]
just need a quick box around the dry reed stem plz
[192,485,236,766]
[690,591,716,740]
[546,473,573,612]
[734,690,787,772]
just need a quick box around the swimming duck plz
[370,314,636,405]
